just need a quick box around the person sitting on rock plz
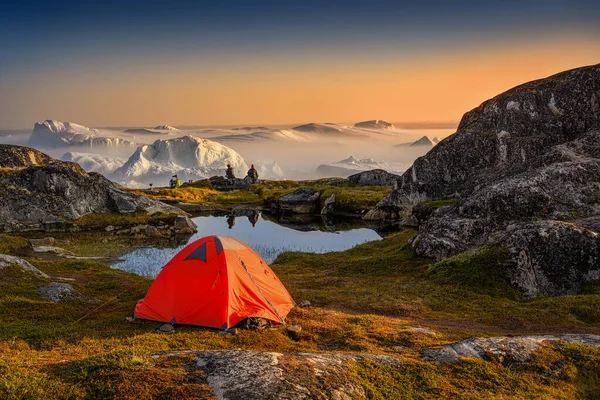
[171,174,181,188]
[225,164,235,179]
[247,164,259,184]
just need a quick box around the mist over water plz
[0,122,455,184]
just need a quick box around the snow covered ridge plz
[111,135,248,187]
[35,120,99,135]
[316,156,405,178]
[29,119,136,149]
[215,128,310,142]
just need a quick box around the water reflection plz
[111,212,383,278]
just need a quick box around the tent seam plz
[232,249,285,324]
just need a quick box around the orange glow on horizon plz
[1,36,598,129]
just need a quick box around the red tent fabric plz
[134,235,295,329]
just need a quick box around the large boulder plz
[37,282,77,302]
[193,350,401,400]
[320,194,336,215]
[277,188,321,214]
[173,216,198,235]
[371,64,600,296]
[209,176,253,191]
[363,182,427,220]
[347,169,400,186]
[496,221,600,297]
[368,64,600,219]
[399,64,600,199]
[0,145,182,233]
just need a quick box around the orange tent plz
[134,235,295,329]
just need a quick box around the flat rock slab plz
[194,350,401,400]
[398,327,437,336]
[0,254,49,278]
[347,169,400,186]
[421,334,600,365]
[278,188,321,214]
[32,246,76,257]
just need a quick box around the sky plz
[1,0,599,129]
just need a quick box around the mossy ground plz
[1,229,600,398]
[128,178,391,213]
[72,211,177,228]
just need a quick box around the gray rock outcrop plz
[0,145,57,169]
[193,350,401,400]
[277,188,321,214]
[320,194,336,215]
[347,169,400,186]
[174,215,198,235]
[421,334,600,365]
[367,64,600,296]
[209,176,253,191]
[0,145,183,233]
[37,282,76,302]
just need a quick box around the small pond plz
[111,213,386,278]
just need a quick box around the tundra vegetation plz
[1,225,599,399]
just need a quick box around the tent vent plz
[184,242,207,262]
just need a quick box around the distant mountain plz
[154,125,178,131]
[214,129,310,142]
[292,123,343,134]
[410,136,435,147]
[112,135,247,187]
[316,156,397,178]
[395,136,436,147]
[123,125,177,134]
[61,152,125,175]
[354,120,395,130]
[124,128,164,134]
[29,120,136,149]
[231,126,270,131]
